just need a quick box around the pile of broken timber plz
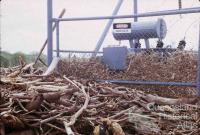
[57,52,197,98]
[0,58,200,135]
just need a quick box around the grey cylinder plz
[113,18,167,40]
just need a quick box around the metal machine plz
[103,46,127,70]
[47,0,200,96]
[103,18,168,70]
[112,18,167,49]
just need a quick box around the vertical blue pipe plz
[47,0,53,65]
[196,22,200,97]
[145,39,150,49]
[133,0,138,22]
[56,21,60,57]
[129,0,138,49]
[92,0,123,57]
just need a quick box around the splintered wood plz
[58,52,197,98]
[0,52,200,135]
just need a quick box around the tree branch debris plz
[0,52,199,135]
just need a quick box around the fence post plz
[197,22,200,97]
[56,21,60,57]
[133,0,138,22]
[47,0,53,65]
[130,0,141,49]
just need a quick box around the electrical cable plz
[168,18,182,30]
[190,0,196,7]
[183,17,200,39]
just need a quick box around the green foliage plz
[0,55,9,67]
[10,52,26,66]
[0,51,12,67]
[0,51,47,67]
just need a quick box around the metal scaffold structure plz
[46,0,200,97]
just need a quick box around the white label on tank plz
[113,29,131,33]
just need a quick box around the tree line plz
[0,51,46,67]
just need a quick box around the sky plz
[1,0,200,54]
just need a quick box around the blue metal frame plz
[53,50,103,54]
[47,0,200,96]
[56,21,60,57]
[197,23,200,96]
[47,0,53,65]
[133,0,138,22]
[53,7,200,22]
[97,80,196,87]
[128,0,138,49]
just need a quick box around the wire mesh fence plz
[52,0,200,59]
[45,0,200,97]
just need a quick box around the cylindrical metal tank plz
[113,18,167,40]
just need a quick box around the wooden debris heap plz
[0,52,200,135]
[58,51,197,98]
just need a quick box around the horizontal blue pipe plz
[53,7,200,22]
[96,80,196,87]
[53,50,103,54]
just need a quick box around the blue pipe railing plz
[96,80,196,87]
